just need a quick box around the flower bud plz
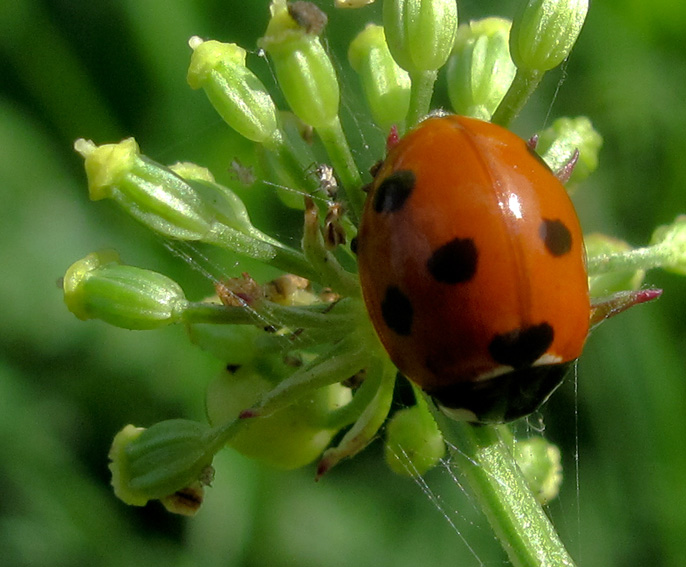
[384,405,445,476]
[348,24,411,129]
[188,322,265,367]
[169,162,279,244]
[187,38,280,146]
[447,18,516,120]
[536,116,602,184]
[510,0,588,72]
[206,365,352,469]
[650,215,686,275]
[109,421,214,508]
[512,436,562,505]
[63,250,188,330]
[383,0,458,73]
[74,138,213,240]
[259,0,340,128]
[585,234,645,297]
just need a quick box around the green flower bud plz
[206,365,352,469]
[650,215,686,275]
[74,140,313,276]
[348,24,411,129]
[74,138,213,240]
[109,425,149,506]
[63,250,188,330]
[384,405,445,477]
[586,234,645,297]
[259,0,340,128]
[109,421,214,507]
[187,38,280,146]
[447,18,516,120]
[169,161,280,244]
[383,0,458,73]
[512,436,562,505]
[510,0,588,72]
[536,116,602,184]
[188,322,295,385]
[189,323,263,368]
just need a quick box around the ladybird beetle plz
[356,115,589,423]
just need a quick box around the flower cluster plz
[64,0,684,561]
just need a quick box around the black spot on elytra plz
[373,170,415,213]
[427,238,478,284]
[540,219,572,256]
[381,286,413,336]
[488,323,554,368]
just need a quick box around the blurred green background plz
[2,0,686,565]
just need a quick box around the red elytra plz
[356,114,590,423]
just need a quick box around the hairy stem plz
[431,408,576,567]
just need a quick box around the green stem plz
[204,414,248,455]
[302,200,361,297]
[181,298,360,331]
[269,132,361,259]
[406,69,438,129]
[255,333,374,416]
[430,408,576,567]
[322,368,383,430]
[259,297,362,331]
[182,302,260,325]
[317,358,396,476]
[316,117,364,221]
[587,243,672,276]
[491,68,544,128]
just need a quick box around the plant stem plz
[317,358,396,476]
[587,243,672,275]
[406,69,438,129]
[430,408,576,567]
[303,199,361,297]
[491,68,544,128]
[182,303,260,325]
[316,117,364,221]
[256,333,373,416]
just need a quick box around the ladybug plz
[356,114,590,423]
